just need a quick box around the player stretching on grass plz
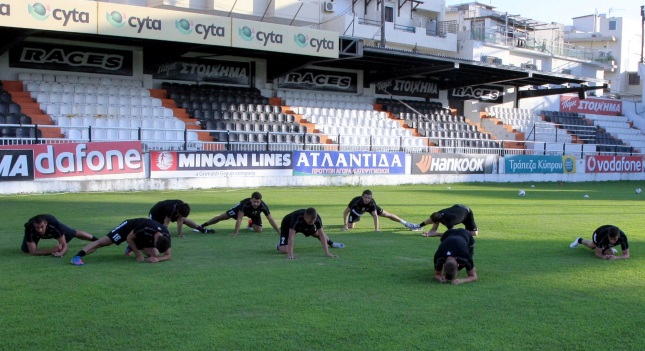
[341,189,417,232]
[149,199,210,237]
[433,228,478,285]
[417,204,478,237]
[570,224,630,260]
[201,191,281,237]
[71,218,171,266]
[21,214,98,257]
[277,208,344,260]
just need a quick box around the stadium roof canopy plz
[0,27,603,95]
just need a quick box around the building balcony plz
[564,32,617,43]
[323,15,457,52]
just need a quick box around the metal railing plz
[469,28,612,64]
[2,123,642,158]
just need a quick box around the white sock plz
[400,220,408,225]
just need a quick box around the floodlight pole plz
[380,0,386,47]
[641,5,644,62]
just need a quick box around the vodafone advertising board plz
[0,141,145,180]
[585,155,644,173]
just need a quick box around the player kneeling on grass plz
[277,208,344,260]
[341,189,417,232]
[570,224,630,260]
[201,191,281,237]
[71,218,172,266]
[418,204,478,237]
[21,214,99,257]
[433,228,478,285]
[149,199,210,237]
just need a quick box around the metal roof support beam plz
[439,72,530,89]
[365,62,459,84]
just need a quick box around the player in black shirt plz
[433,228,478,285]
[201,192,280,237]
[71,218,171,266]
[277,208,344,259]
[21,214,98,257]
[149,199,209,237]
[569,224,630,260]
[341,189,417,231]
[417,204,478,237]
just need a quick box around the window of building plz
[628,72,640,85]
[385,6,394,22]
[609,20,617,30]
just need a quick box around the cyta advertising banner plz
[293,151,405,175]
[412,153,497,174]
[505,155,576,174]
[150,151,292,178]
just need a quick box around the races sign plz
[585,155,644,173]
[150,151,292,178]
[277,68,358,93]
[9,42,133,76]
[293,151,405,175]
[412,153,496,174]
[449,85,504,103]
[560,95,622,116]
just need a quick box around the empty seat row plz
[19,73,142,87]
[35,93,159,106]
[202,120,306,134]
[29,85,150,97]
[212,132,320,144]
[277,90,373,104]
[193,111,296,124]
[45,104,174,119]
[55,116,185,130]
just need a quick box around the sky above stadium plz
[445,0,644,26]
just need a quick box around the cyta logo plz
[106,10,127,28]
[28,2,50,21]
[0,3,10,16]
[176,18,194,35]
[294,33,308,48]
[238,26,254,41]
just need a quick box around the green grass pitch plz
[0,181,643,350]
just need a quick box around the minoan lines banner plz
[0,0,97,33]
[412,153,497,174]
[560,95,622,116]
[232,18,338,58]
[98,2,231,47]
[150,151,292,178]
[505,155,576,174]
[293,151,405,175]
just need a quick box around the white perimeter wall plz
[2,161,643,195]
